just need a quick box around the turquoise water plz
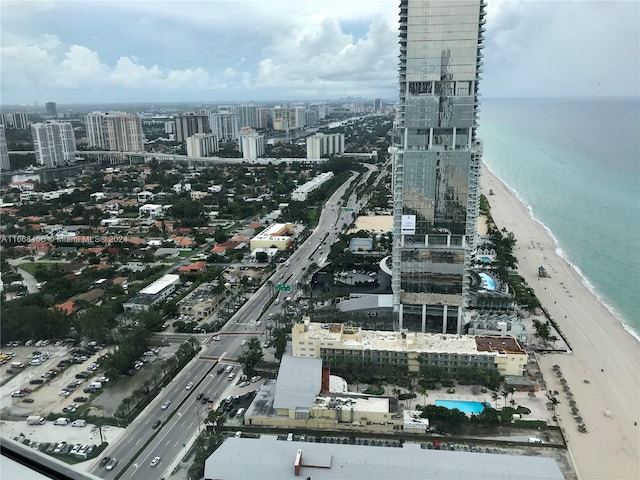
[435,400,490,414]
[479,98,640,339]
[479,272,496,291]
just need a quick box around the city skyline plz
[2,0,638,104]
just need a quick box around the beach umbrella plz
[575,416,583,422]
[559,378,567,384]
[562,385,570,391]
[566,392,574,397]
[571,407,580,414]
[569,400,576,406]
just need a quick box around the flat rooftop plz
[139,273,180,295]
[475,336,526,354]
[297,322,484,355]
[204,436,565,480]
[312,395,389,414]
[178,283,216,306]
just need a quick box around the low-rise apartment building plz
[292,319,527,377]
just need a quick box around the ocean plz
[478,97,640,337]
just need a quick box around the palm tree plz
[501,390,509,409]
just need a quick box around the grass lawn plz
[18,262,58,276]
[179,250,192,258]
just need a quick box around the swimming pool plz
[478,272,496,291]
[435,400,491,415]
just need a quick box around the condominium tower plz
[0,125,9,170]
[85,112,144,152]
[30,121,76,167]
[391,0,485,334]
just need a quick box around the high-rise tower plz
[391,0,485,334]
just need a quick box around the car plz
[250,375,261,383]
[213,336,221,341]
[200,396,208,404]
[105,458,118,470]
[238,381,250,388]
[29,379,44,385]
[63,404,78,413]
[20,387,33,393]
[22,398,34,403]
[74,396,88,403]
[150,456,161,467]
[185,382,193,390]
[11,391,26,398]
[99,456,111,468]
[240,340,246,346]
[152,420,162,429]
[216,367,225,375]
[196,393,204,400]
[161,401,171,409]
[71,419,87,427]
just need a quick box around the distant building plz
[138,204,164,218]
[174,113,210,143]
[30,121,76,167]
[176,282,225,320]
[291,172,334,201]
[85,112,144,152]
[239,128,265,160]
[0,125,9,170]
[271,105,305,132]
[306,133,345,160]
[292,318,528,377]
[257,107,272,129]
[373,98,383,111]
[238,104,259,129]
[122,274,180,312]
[186,133,218,157]
[46,102,57,116]
[249,223,294,251]
[0,113,29,130]
[209,111,239,141]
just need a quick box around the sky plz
[1,0,638,104]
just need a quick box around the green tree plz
[237,336,263,377]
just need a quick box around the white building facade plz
[186,133,218,157]
[306,133,345,160]
[0,125,9,170]
[240,129,265,160]
[30,121,76,167]
[85,112,144,152]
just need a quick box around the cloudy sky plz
[1,0,638,104]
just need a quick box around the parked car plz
[71,419,87,427]
[21,398,35,403]
[73,396,88,403]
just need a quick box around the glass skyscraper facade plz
[391,0,486,334]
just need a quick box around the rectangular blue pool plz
[435,400,491,415]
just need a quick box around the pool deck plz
[374,384,555,425]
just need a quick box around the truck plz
[88,381,103,389]
[26,415,45,425]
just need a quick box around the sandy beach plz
[482,164,640,479]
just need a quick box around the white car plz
[150,456,161,467]
[213,336,221,341]
[161,401,171,409]
[185,382,193,390]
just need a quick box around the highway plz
[91,168,378,479]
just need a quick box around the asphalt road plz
[90,169,375,479]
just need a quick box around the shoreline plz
[482,162,638,343]
[481,163,640,480]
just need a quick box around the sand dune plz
[482,164,640,480]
